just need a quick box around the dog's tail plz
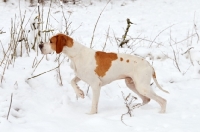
[152,68,169,94]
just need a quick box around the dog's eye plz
[50,40,52,43]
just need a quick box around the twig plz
[7,93,13,120]
[169,29,181,72]
[60,0,71,35]
[130,37,161,46]
[102,26,110,51]
[0,40,5,55]
[32,57,38,68]
[44,0,53,41]
[112,30,119,43]
[176,34,197,46]
[24,6,37,28]
[181,47,194,66]
[121,91,141,126]
[70,23,82,36]
[181,47,194,55]
[0,29,6,34]
[1,53,10,84]
[27,65,60,80]
[182,65,192,76]
[27,57,66,80]
[172,46,181,72]
[42,29,54,33]
[193,12,199,43]
[149,24,176,48]
[119,18,134,47]
[90,0,111,48]
[31,55,45,75]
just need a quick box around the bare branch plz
[193,12,199,43]
[102,26,110,51]
[181,47,194,55]
[119,18,135,47]
[31,55,45,75]
[0,40,5,55]
[170,31,181,72]
[121,91,142,126]
[149,24,176,48]
[0,28,6,34]
[90,0,111,48]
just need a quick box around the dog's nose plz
[39,44,43,49]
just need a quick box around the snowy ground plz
[0,0,200,132]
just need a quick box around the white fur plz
[40,35,169,114]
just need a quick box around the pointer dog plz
[39,33,169,114]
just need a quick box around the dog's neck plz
[62,40,87,59]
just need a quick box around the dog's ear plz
[56,34,73,54]
[56,34,66,54]
[63,35,73,48]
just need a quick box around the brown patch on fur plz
[50,34,73,54]
[120,57,123,61]
[153,72,156,78]
[95,51,118,77]
[126,60,129,63]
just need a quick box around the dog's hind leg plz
[135,83,167,113]
[125,77,150,105]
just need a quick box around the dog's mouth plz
[38,43,53,55]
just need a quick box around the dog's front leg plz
[88,85,101,114]
[71,76,84,98]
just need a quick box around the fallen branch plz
[27,56,66,80]
[27,65,59,80]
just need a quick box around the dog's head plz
[39,33,73,54]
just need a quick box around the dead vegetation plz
[121,92,142,126]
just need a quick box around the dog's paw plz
[76,89,84,98]
[86,111,97,115]
[159,109,166,113]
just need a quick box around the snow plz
[0,0,200,132]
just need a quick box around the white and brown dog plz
[39,33,169,114]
